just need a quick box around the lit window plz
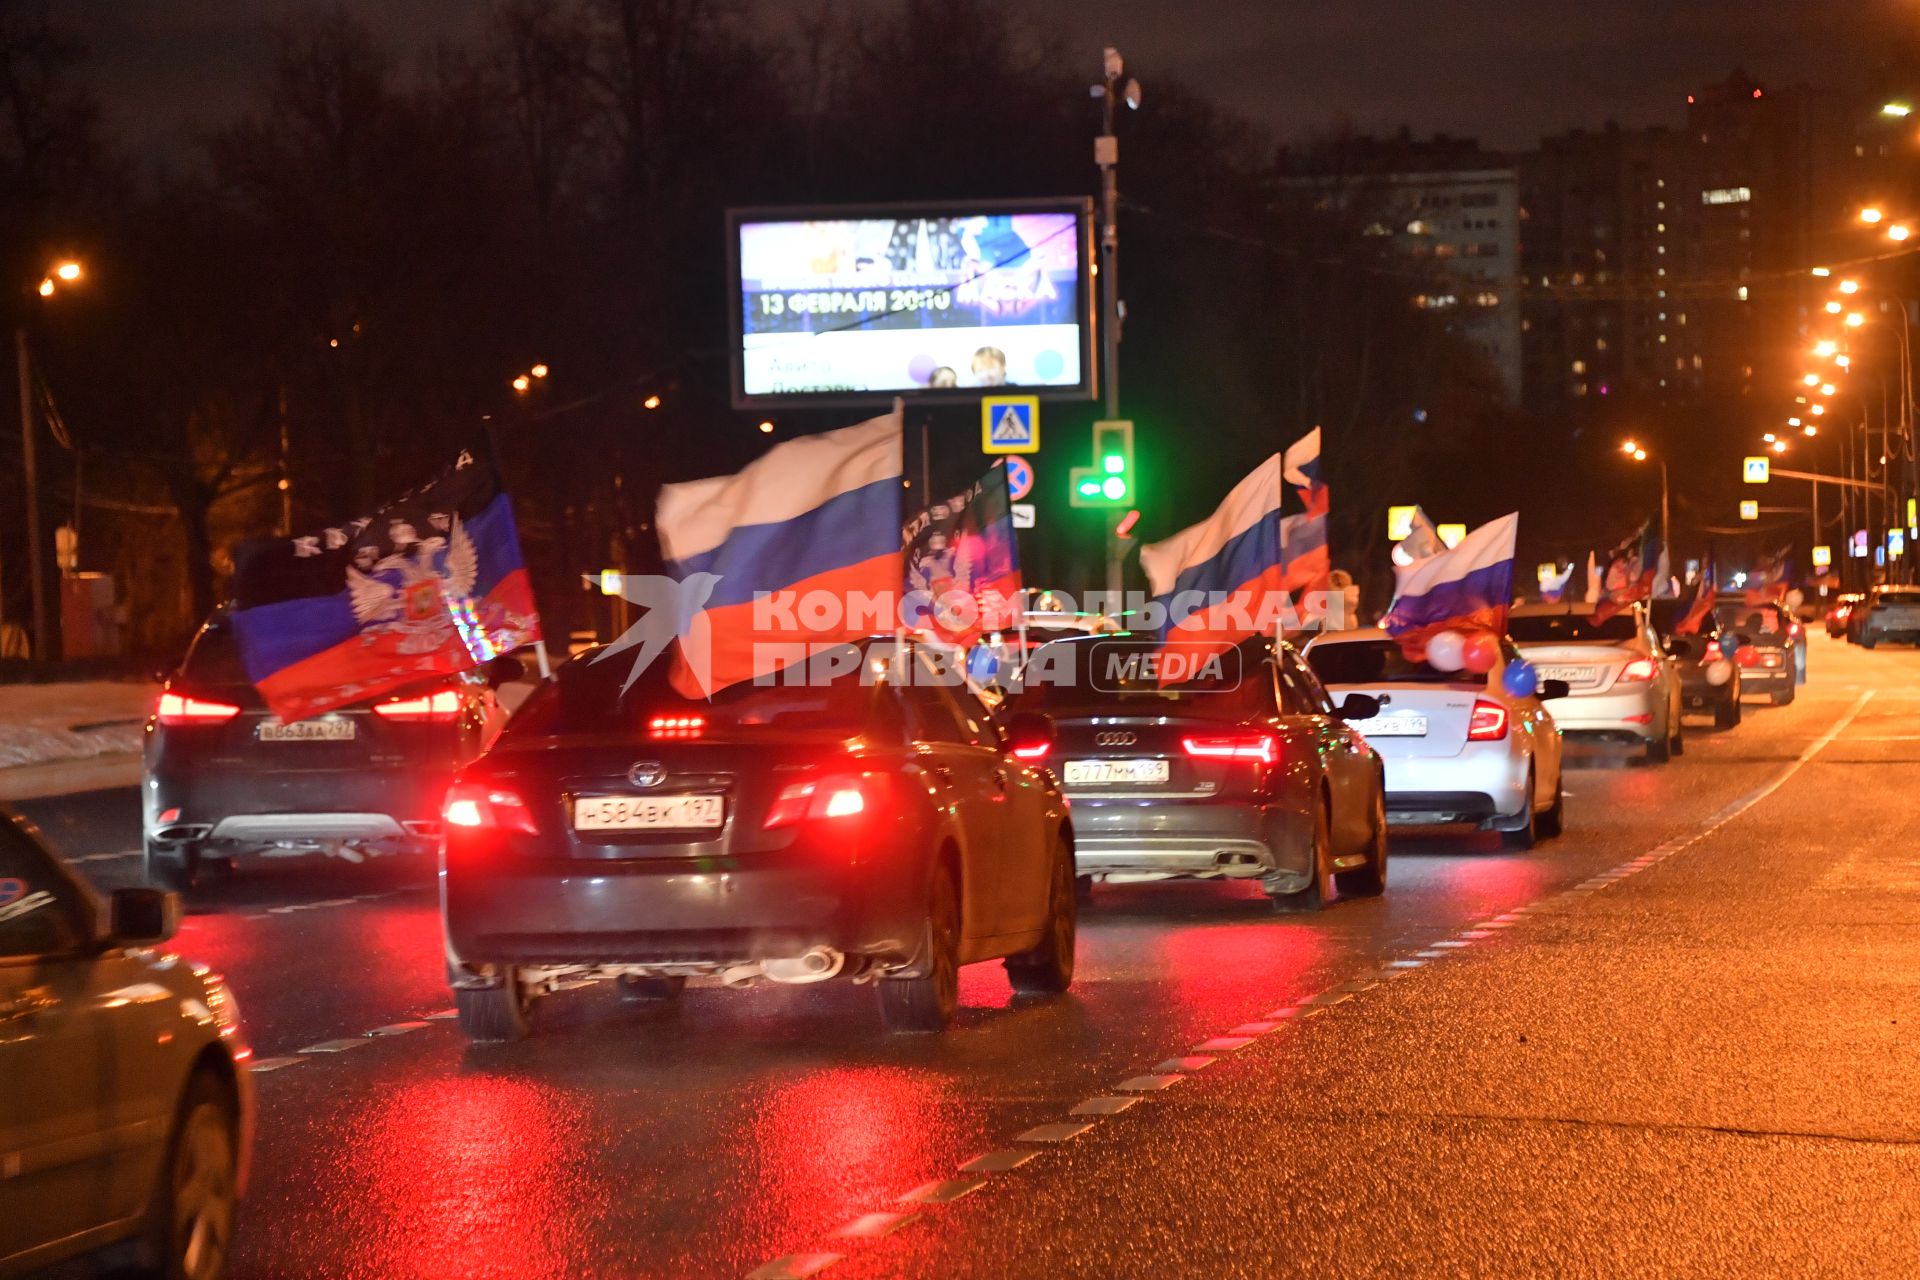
[1595,338,1609,351]
[1572,360,1587,374]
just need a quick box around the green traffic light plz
[1101,476,1127,501]
[1103,454,1125,474]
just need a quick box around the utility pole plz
[15,327,47,660]
[1094,47,1140,608]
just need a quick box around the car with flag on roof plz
[144,450,537,889]
[1508,601,1683,759]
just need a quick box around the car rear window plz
[504,643,880,740]
[179,620,252,685]
[1509,613,1637,642]
[1306,639,1470,685]
[1876,589,1920,606]
[1004,638,1273,718]
[1713,603,1787,635]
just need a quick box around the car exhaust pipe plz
[761,947,845,985]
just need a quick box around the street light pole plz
[1094,48,1139,607]
[14,326,46,660]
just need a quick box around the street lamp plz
[14,257,85,660]
[1621,440,1669,553]
[1889,224,1911,242]
[1861,207,1886,225]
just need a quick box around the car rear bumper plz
[443,854,920,968]
[1062,797,1306,879]
[144,765,453,847]
[1382,745,1528,821]
[1544,687,1663,741]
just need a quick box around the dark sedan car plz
[1713,598,1804,704]
[143,610,514,890]
[1,808,253,1280]
[1649,602,1742,729]
[999,635,1387,911]
[440,639,1075,1039]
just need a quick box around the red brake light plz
[649,714,706,740]
[1010,742,1050,761]
[156,692,241,725]
[1789,622,1803,638]
[373,689,462,722]
[763,773,885,830]
[1468,699,1510,741]
[1181,733,1279,765]
[1616,658,1658,683]
[442,780,537,834]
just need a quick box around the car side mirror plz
[1540,679,1572,701]
[1335,693,1381,721]
[109,887,179,946]
[486,654,526,689]
[1003,711,1056,761]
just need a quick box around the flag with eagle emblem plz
[228,447,542,722]
[903,460,1023,647]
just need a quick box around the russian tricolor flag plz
[1382,512,1519,658]
[657,408,903,697]
[1140,443,1329,672]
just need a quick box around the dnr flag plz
[229,448,542,722]
[904,460,1024,647]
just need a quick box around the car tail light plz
[156,692,242,725]
[1616,658,1658,684]
[373,689,462,722]
[1010,742,1050,761]
[1789,622,1803,639]
[763,773,887,830]
[442,781,538,834]
[1181,732,1279,765]
[649,714,706,740]
[1468,699,1509,741]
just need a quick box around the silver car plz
[1,808,253,1280]
[1508,602,1682,763]
[1304,630,1567,848]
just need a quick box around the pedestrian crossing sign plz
[981,396,1040,454]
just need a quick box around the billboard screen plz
[728,199,1095,407]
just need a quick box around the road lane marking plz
[834,1212,918,1240]
[297,1038,372,1054]
[68,849,140,865]
[1068,1098,1139,1117]
[747,1254,842,1280]
[1016,1122,1095,1143]
[898,1178,986,1205]
[960,1150,1040,1171]
[246,1057,305,1073]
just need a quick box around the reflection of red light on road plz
[737,1068,953,1258]
[343,1074,590,1280]
[1148,921,1327,1033]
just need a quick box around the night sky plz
[62,0,1914,164]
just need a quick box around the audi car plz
[1509,602,1683,762]
[143,608,517,890]
[998,635,1387,911]
[1304,630,1568,848]
[1,807,254,1280]
[440,638,1074,1039]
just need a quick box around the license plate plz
[258,718,355,742]
[573,794,723,831]
[1063,758,1171,786]
[1535,665,1595,685]
[1349,715,1428,738]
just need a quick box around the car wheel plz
[455,967,533,1042]
[1669,721,1685,757]
[616,975,686,1002]
[1272,796,1335,913]
[140,1070,237,1280]
[1074,874,1095,904]
[1335,782,1388,897]
[1771,684,1795,706]
[144,839,199,892]
[1502,770,1538,850]
[1714,696,1740,730]
[1006,835,1076,995]
[1860,636,1877,649]
[1536,769,1565,839]
[879,866,960,1032]
[1644,732,1670,764]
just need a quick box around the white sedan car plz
[1303,629,1566,849]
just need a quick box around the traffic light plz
[1070,419,1134,507]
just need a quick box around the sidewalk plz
[0,680,149,802]
[834,685,1920,1278]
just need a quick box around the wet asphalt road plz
[19,633,1918,1278]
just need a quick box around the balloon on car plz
[1462,631,1500,674]
[1427,629,1466,672]
[1502,658,1539,699]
